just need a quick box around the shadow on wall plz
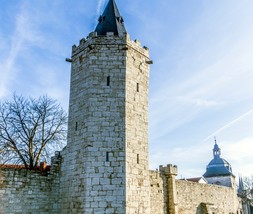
[0,170,4,188]
[196,203,217,214]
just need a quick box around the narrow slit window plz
[137,154,140,164]
[107,76,110,86]
[79,55,83,63]
[106,152,110,162]
[137,83,139,92]
[75,122,78,131]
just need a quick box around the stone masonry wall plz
[0,169,59,213]
[59,32,128,214]
[58,31,151,214]
[0,153,61,214]
[149,170,167,214]
[176,179,240,214]
[125,35,151,214]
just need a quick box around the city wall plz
[149,166,241,214]
[0,154,61,214]
[150,170,167,214]
[0,162,242,214]
[176,179,240,214]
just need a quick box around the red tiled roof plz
[0,164,51,172]
[0,164,26,169]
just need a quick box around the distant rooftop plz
[203,142,233,178]
[0,163,51,172]
[185,177,208,183]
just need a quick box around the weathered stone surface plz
[150,170,167,214]
[57,32,150,214]
[149,167,241,214]
[0,156,61,214]
[176,179,240,214]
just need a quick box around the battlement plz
[159,164,178,176]
[70,31,150,61]
[126,34,150,58]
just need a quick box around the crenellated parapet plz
[159,164,178,214]
[70,31,151,64]
[159,164,178,177]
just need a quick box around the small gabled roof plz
[95,0,126,36]
[186,177,208,184]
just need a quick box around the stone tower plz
[60,0,151,213]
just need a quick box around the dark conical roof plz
[95,0,126,36]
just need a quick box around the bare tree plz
[0,94,67,169]
[239,175,253,214]
[242,176,253,202]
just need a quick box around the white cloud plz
[203,108,253,142]
[150,142,211,177]
[148,13,253,154]
[175,96,220,108]
[0,18,23,98]
[0,2,44,98]
[221,137,253,177]
[225,138,253,161]
[97,0,106,16]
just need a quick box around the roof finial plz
[213,137,221,159]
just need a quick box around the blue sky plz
[1,0,253,178]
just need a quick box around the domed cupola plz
[203,139,233,178]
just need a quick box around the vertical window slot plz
[79,55,83,63]
[137,83,139,92]
[137,154,140,164]
[75,122,78,131]
[107,76,110,86]
[106,152,110,162]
